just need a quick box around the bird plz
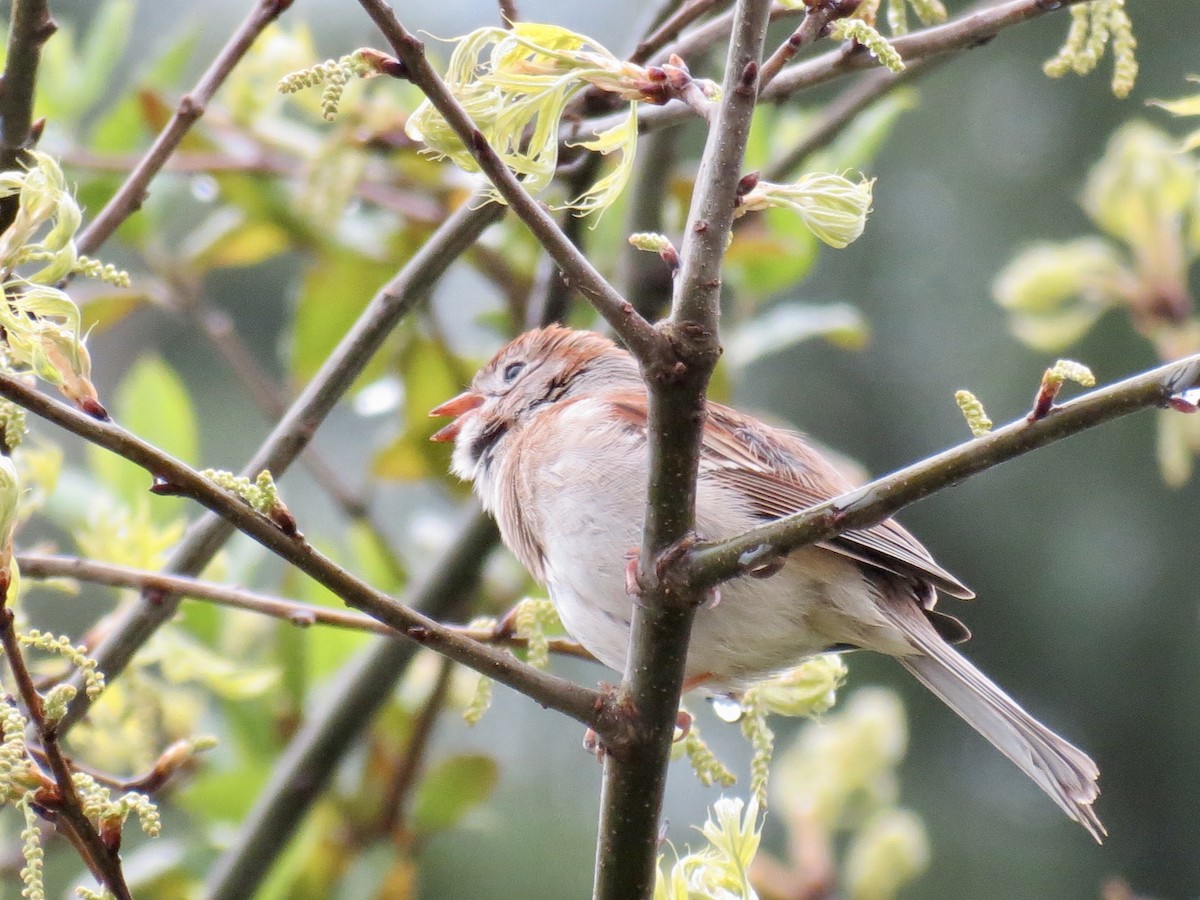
[430,324,1103,841]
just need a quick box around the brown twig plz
[0,603,133,899]
[17,552,592,659]
[353,0,673,377]
[630,0,728,65]
[597,0,1093,137]
[76,0,295,256]
[0,0,55,232]
[758,0,853,91]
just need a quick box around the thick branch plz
[594,3,772,899]
[61,193,503,730]
[76,0,294,256]
[0,0,55,231]
[0,376,608,731]
[681,353,1200,588]
[353,0,672,375]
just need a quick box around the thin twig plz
[353,0,672,376]
[61,193,504,731]
[631,0,728,65]
[0,0,55,232]
[679,352,1200,587]
[498,0,518,26]
[595,4,773,899]
[0,604,133,900]
[618,128,680,320]
[17,552,592,659]
[76,0,295,256]
[758,0,850,91]
[0,375,609,732]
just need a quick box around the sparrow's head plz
[430,326,640,482]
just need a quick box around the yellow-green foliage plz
[1043,0,1138,98]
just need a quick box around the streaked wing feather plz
[605,394,974,600]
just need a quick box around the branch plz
[0,376,609,731]
[680,353,1200,588]
[0,606,132,900]
[595,3,772,899]
[0,0,55,231]
[604,0,1092,137]
[76,0,295,256]
[618,128,680,319]
[17,552,591,658]
[757,0,848,92]
[61,192,504,730]
[352,0,673,376]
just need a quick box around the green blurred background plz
[35,0,1200,897]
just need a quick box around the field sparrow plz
[431,325,1103,840]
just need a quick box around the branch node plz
[177,93,204,119]
[739,60,759,91]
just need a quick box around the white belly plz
[523,403,893,690]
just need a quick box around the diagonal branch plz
[0,374,610,732]
[680,353,1200,588]
[61,194,503,730]
[76,0,295,256]
[594,3,773,899]
[352,0,673,375]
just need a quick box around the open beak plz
[429,390,484,443]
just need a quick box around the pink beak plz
[429,390,484,443]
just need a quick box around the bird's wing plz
[608,393,974,600]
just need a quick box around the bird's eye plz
[503,361,525,383]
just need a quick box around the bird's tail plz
[884,602,1104,841]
